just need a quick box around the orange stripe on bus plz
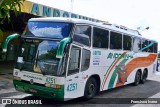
[115,54,157,87]
[102,52,127,90]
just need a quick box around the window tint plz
[154,42,158,53]
[133,37,141,52]
[20,43,37,62]
[110,32,122,49]
[27,22,72,39]
[81,49,90,71]
[93,27,109,48]
[73,25,91,46]
[68,46,81,75]
[123,35,132,50]
[148,41,154,53]
[141,39,148,52]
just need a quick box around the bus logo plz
[30,79,34,84]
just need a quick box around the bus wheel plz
[134,71,141,86]
[84,77,97,99]
[141,69,147,84]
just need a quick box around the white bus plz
[13,17,158,101]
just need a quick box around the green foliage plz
[0,29,3,36]
[39,48,57,60]
[0,0,24,36]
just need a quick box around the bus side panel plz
[91,49,126,91]
[92,50,157,91]
[116,53,157,87]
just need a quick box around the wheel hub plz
[88,84,95,94]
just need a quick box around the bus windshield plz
[15,39,64,76]
[25,22,72,39]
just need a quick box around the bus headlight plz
[51,84,61,89]
[45,84,61,89]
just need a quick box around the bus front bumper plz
[13,80,64,101]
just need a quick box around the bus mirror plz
[3,33,20,53]
[56,37,71,58]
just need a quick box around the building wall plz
[21,0,101,22]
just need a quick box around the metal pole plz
[70,0,74,17]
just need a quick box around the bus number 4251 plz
[67,83,77,91]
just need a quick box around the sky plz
[29,0,160,50]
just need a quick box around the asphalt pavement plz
[0,61,14,89]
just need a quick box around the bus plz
[12,17,158,101]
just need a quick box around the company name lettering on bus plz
[107,53,133,59]
[93,59,100,65]
[23,74,42,80]
[93,51,101,55]
[93,56,100,65]
[93,62,100,65]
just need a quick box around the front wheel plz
[84,78,97,99]
[134,71,141,86]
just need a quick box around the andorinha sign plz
[107,53,133,59]
[22,0,101,22]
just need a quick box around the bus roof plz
[29,17,157,42]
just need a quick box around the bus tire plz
[83,77,97,99]
[134,71,141,86]
[141,69,147,84]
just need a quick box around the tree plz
[0,0,24,36]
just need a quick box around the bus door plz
[65,44,84,99]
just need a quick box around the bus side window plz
[123,34,132,51]
[141,39,148,52]
[93,27,109,48]
[73,25,91,46]
[132,37,141,52]
[68,46,81,75]
[81,49,90,71]
[110,31,122,50]
[148,41,154,53]
[154,42,158,53]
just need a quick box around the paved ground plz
[1,62,160,107]
[0,61,14,89]
[131,72,160,107]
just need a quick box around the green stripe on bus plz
[102,52,127,90]
[101,59,117,88]
[108,68,119,89]
[13,80,64,101]
[108,59,128,89]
